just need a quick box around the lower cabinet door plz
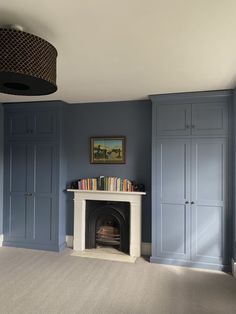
[4,142,57,249]
[153,139,191,260]
[4,142,29,241]
[191,138,228,266]
[28,143,57,244]
[152,137,229,268]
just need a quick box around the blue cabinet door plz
[152,139,191,260]
[27,142,57,244]
[7,112,31,137]
[156,104,191,136]
[191,138,228,265]
[6,110,56,139]
[32,111,56,138]
[191,102,228,136]
[4,141,58,248]
[3,103,65,252]
[4,142,29,240]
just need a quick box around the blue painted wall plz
[65,100,152,242]
[0,104,3,236]
[233,88,236,260]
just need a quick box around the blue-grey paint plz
[64,100,152,242]
[0,103,3,236]
[233,88,236,261]
[150,90,233,270]
[3,102,67,251]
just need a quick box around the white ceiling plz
[1,0,236,103]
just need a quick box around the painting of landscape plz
[91,137,125,164]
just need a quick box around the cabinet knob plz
[24,192,32,196]
[191,201,195,204]
[185,201,189,204]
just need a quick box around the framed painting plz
[90,136,126,164]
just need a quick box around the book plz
[77,176,136,192]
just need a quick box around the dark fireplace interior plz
[86,200,130,254]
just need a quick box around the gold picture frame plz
[90,136,126,164]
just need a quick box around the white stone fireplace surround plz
[67,190,146,258]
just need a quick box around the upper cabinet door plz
[31,111,56,138]
[156,104,191,136]
[6,110,57,139]
[7,112,31,137]
[191,102,228,136]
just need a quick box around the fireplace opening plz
[96,218,120,247]
[86,201,130,253]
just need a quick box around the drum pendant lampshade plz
[0,26,57,96]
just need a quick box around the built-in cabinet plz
[156,102,228,137]
[6,109,56,138]
[151,91,232,270]
[3,102,66,251]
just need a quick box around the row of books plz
[78,176,134,192]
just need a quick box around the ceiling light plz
[0,25,57,96]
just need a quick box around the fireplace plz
[86,201,130,253]
[67,190,146,258]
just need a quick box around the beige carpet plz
[0,247,235,314]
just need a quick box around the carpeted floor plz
[0,247,235,314]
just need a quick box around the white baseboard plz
[66,235,73,248]
[0,234,3,247]
[141,242,151,256]
[66,235,151,256]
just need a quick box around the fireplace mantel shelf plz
[67,189,146,196]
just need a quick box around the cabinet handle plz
[24,192,32,196]
[185,201,189,204]
[191,201,195,204]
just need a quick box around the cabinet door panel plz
[157,104,191,136]
[34,197,53,242]
[191,103,228,135]
[192,205,223,261]
[161,204,188,255]
[9,195,27,238]
[191,138,227,265]
[8,113,30,137]
[32,111,56,138]
[154,139,191,260]
[10,144,28,192]
[34,144,53,194]
[161,142,188,203]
